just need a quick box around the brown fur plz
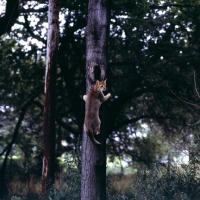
[83,80,111,145]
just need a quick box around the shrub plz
[108,163,200,200]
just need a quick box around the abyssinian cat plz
[83,80,111,145]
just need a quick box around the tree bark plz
[42,0,59,193]
[81,1,111,200]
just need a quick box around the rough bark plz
[81,0,111,200]
[42,0,59,193]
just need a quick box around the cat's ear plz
[104,79,107,83]
[96,80,99,85]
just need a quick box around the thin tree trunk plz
[42,0,59,193]
[0,99,34,199]
[81,1,111,200]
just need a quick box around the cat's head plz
[95,80,107,92]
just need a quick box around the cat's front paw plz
[83,95,87,101]
[108,93,111,98]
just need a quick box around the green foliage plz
[2,0,200,197]
[5,154,200,200]
[0,36,45,181]
[7,156,200,200]
[133,164,200,199]
[108,163,200,200]
[44,146,81,200]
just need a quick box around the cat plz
[83,80,111,145]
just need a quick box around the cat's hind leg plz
[96,119,101,135]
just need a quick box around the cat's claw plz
[96,130,100,135]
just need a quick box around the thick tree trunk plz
[42,0,59,193]
[81,1,111,200]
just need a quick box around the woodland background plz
[1,0,200,199]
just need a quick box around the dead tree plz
[42,0,59,193]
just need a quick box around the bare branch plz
[184,103,200,118]
[194,71,200,99]
[167,82,200,108]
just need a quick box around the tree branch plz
[194,71,200,99]
[0,97,36,196]
[32,100,44,111]
[113,115,174,131]
[21,7,48,14]
[24,15,46,44]
[150,3,200,10]
[55,118,79,136]
[0,0,19,36]
[0,146,8,157]
[108,76,145,134]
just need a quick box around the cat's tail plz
[86,129,101,145]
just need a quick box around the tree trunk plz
[0,99,33,199]
[81,1,111,200]
[42,0,59,193]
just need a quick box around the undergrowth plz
[42,140,82,200]
[107,162,200,200]
[45,155,81,200]
[40,161,200,200]
[9,147,200,200]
